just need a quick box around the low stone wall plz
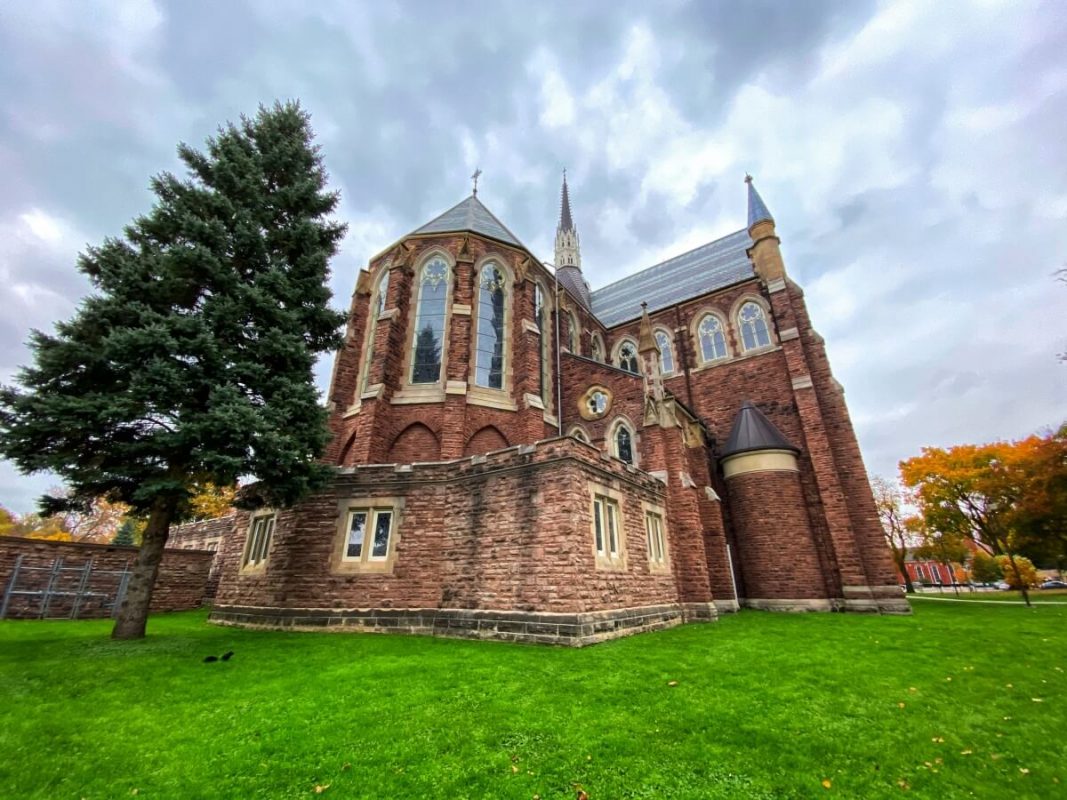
[0,537,213,619]
[169,515,235,600]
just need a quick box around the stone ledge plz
[208,602,707,646]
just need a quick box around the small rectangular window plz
[646,511,667,567]
[592,494,622,562]
[242,513,276,568]
[343,508,394,564]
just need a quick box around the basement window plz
[241,513,276,570]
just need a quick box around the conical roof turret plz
[722,400,799,457]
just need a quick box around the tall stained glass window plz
[411,257,449,383]
[474,263,507,389]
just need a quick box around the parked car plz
[994,581,1011,590]
[1039,579,1067,590]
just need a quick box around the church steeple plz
[554,171,581,269]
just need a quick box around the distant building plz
[187,175,909,645]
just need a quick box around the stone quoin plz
[174,174,910,646]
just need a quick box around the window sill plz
[595,556,628,572]
[391,385,446,405]
[469,388,518,411]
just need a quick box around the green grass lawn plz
[2,604,1064,799]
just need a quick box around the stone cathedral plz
[186,175,909,645]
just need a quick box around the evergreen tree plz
[112,519,137,546]
[0,101,346,639]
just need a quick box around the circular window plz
[578,385,612,420]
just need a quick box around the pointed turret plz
[637,302,664,401]
[721,400,799,458]
[554,170,591,307]
[746,174,773,228]
[744,175,786,284]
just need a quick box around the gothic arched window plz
[534,283,550,403]
[738,301,771,351]
[567,310,580,353]
[655,330,674,374]
[617,341,639,374]
[410,257,450,384]
[614,424,634,465]
[591,333,605,363]
[362,269,390,392]
[474,263,507,390]
[698,314,728,362]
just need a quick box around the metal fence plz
[0,554,132,620]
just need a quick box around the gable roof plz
[590,229,755,328]
[411,194,523,248]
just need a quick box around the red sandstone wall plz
[213,438,687,616]
[169,515,236,600]
[0,537,212,618]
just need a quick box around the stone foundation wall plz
[211,438,707,629]
[211,602,692,646]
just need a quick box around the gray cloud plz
[1,0,1065,512]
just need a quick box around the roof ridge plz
[470,194,530,252]
[591,228,750,297]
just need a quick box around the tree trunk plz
[111,496,178,639]
[1004,552,1032,608]
[893,548,915,594]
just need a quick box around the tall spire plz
[554,169,582,272]
[559,169,575,233]
[745,174,773,229]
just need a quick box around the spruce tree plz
[112,519,137,547]
[0,102,346,639]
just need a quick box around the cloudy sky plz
[1,0,1065,513]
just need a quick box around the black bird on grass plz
[203,651,235,663]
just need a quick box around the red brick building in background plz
[187,176,909,645]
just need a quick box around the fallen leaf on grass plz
[667,680,678,687]
[898,702,906,709]
[341,764,351,771]
[908,687,918,694]
[314,785,330,794]
[1031,698,1044,702]
[511,765,519,774]
[932,737,944,743]
[821,779,832,789]
[1005,683,1013,688]
[897,779,910,790]
[1003,716,1012,720]
[960,750,972,756]
[576,792,589,800]
[1019,768,1030,775]
[990,754,1001,760]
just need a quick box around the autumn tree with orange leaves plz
[900,425,1067,607]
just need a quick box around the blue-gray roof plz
[746,179,773,228]
[590,229,755,328]
[412,194,523,247]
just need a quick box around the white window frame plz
[644,507,669,572]
[341,507,395,564]
[589,483,627,571]
[241,512,277,571]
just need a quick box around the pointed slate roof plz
[412,194,523,247]
[745,175,773,228]
[721,401,799,457]
[559,173,575,232]
[590,229,754,328]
